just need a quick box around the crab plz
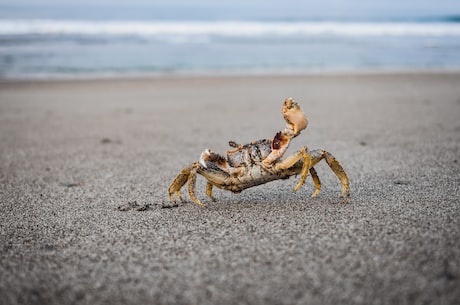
[168,98,350,207]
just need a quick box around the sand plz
[0,72,459,305]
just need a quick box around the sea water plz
[1,2,460,79]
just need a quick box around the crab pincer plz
[168,98,350,207]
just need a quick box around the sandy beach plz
[0,72,459,304]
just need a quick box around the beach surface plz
[0,72,459,305]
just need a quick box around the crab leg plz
[271,146,311,193]
[168,165,193,203]
[309,167,321,198]
[294,147,312,192]
[187,168,206,207]
[310,149,350,203]
[206,182,216,202]
[168,162,207,207]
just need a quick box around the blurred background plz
[1,0,460,79]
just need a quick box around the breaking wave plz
[1,20,460,37]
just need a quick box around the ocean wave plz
[1,20,460,37]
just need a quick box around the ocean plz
[1,2,460,79]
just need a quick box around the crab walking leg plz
[310,149,350,203]
[325,154,350,203]
[187,168,206,207]
[168,165,193,203]
[309,167,321,198]
[293,148,311,192]
[272,146,311,192]
[206,182,216,202]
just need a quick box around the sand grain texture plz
[0,73,459,305]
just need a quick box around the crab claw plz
[261,131,291,167]
[200,149,243,176]
[282,97,308,137]
[199,149,211,168]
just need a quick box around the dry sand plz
[0,72,459,305]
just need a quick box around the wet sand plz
[0,72,459,304]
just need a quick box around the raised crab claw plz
[168,98,350,207]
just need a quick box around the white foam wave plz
[1,20,460,37]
